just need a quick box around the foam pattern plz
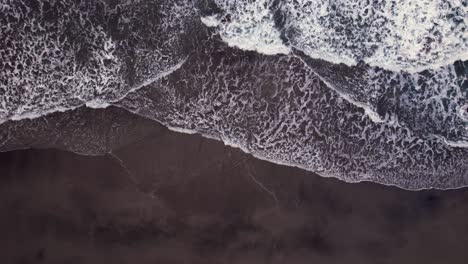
[116,37,468,189]
[204,0,467,72]
[199,0,468,145]
[0,0,196,121]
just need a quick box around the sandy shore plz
[0,106,468,264]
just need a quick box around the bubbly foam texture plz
[0,0,195,122]
[203,0,290,55]
[208,0,467,72]
[203,0,468,143]
[0,2,122,121]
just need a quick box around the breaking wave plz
[203,0,467,72]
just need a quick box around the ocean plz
[0,0,467,189]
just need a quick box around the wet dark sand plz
[1,107,468,264]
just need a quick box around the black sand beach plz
[1,106,468,264]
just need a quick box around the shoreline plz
[1,122,468,263]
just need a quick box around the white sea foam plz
[208,0,290,55]
[0,0,194,125]
[1,105,83,124]
[209,0,467,72]
[1,57,188,124]
[111,57,189,105]
[460,105,468,121]
[292,54,386,123]
[200,15,221,27]
[444,140,468,148]
[201,0,467,139]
